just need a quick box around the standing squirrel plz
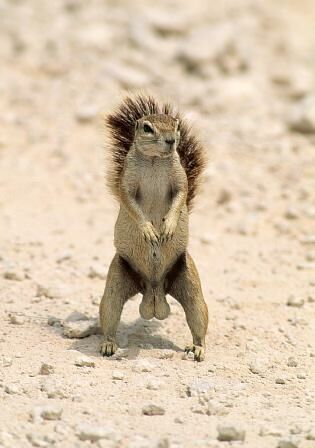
[100,94,208,361]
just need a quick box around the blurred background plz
[0,1,315,446]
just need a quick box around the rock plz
[5,384,21,395]
[306,428,315,440]
[297,263,315,270]
[32,405,63,421]
[9,314,25,325]
[146,377,165,391]
[259,426,283,437]
[275,377,286,385]
[88,264,107,280]
[36,283,69,299]
[288,95,315,133]
[142,404,165,416]
[2,356,13,367]
[287,295,304,308]
[217,425,246,441]
[217,188,232,205]
[3,268,25,281]
[104,61,150,89]
[41,380,68,399]
[287,357,298,367]
[47,316,62,327]
[277,439,299,448]
[300,235,315,245]
[63,319,100,338]
[249,358,267,375]
[186,380,214,398]
[65,311,89,322]
[39,363,54,375]
[284,208,299,220]
[76,423,118,442]
[27,433,54,447]
[200,234,214,245]
[296,371,306,379]
[74,355,95,367]
[75,104,98,123]
[132,359,154,373]
[112,370,124,380]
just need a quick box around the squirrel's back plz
[105,94,206,211]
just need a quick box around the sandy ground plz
[0,0,315,447]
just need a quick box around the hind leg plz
[168,253,208,361]
[99,254,140,356]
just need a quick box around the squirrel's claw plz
[141,221,159,245]
[160,216,176,243]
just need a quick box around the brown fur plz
[99,94,209,361]
[106,94,206,211]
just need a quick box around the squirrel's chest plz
[137,167,171,219]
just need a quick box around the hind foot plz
[100,340,118,357]
[185,344,205,362]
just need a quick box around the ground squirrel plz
[100,94,208,361]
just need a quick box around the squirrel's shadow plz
[69,316,182,359]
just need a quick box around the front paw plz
[160,216,177,242]
[141,221,159,245]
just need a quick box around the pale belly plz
[114,207,188,283]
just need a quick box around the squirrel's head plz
[133,114,180,158]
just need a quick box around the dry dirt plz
[0,0,315,447]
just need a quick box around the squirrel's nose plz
[165,138,175,145]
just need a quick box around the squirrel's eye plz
[143,123,154,134]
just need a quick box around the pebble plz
[47,316,62,327]
[297,262,315,270]
[284,208,299,220]
[63,319,100,338]
[259,426,283,437]
[5,384,21,395]
[275,377,286,385]
[75,104,98,123]
[287,295,304,308]
[65,311,89,322]
[287,357,298,367]
[39,363,54,375]
[306,428,315,440]
[186,380,214,398]
[9,314,25,325]
[2,356,13,367]
[132,359,154,373]
[3,268,25,281]
[142,404,165,416]
[288,94,315,134]
[32,405,63,422]
[75,355,95,367]
[36,283,68,299]
[88,263,107,280]
[27,433,54,447]
[112,370,124,380]
[217,425,246,442]
[277,439,299,448]
[296,371,306,379]
[146,377,165,391]
[76,423,118,442]
[300,235,315,245]
[42,380,68,399]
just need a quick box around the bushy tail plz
[105,94,206,211]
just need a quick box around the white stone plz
[63,319,100,338]
[217,424,246,441]
[74,355,95,367]
[112,370,124,380]
[77,423,118,442]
